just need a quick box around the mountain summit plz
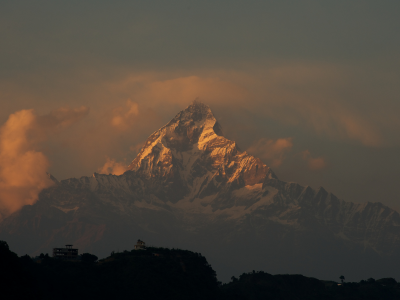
[128,101,275,205]
[1,102,400,282]
[129,100,223,170]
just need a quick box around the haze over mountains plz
[1,101,399,282]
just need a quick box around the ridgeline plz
[1,241,400,300]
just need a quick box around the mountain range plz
[1,101,399,282]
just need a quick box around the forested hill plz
[2,240,400,300]
[220,272,400,300]
[2,243,220,300]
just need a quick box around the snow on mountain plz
[1,101,400,281]
[126,100,275,204]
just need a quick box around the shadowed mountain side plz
[1,101,399,282]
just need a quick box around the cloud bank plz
[98,157,128,175]
[302,150,327,171]
[0,107,89,217]
[101,65,393,148]
[111,100,139,130]
[247,138,293,167]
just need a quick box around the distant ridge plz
[1,101,400,282]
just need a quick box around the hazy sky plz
[1,0,399,212]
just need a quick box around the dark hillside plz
[20,246,220,300]
[220,271,400,300]
[3,240,400,300]
[0,241,40,299]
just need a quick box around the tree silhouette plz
[339,275,345,284]
[81,253,98,263]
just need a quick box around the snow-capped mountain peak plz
[127,101,275,202]
[128,101,221,169]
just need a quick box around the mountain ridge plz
[0,101,399,281]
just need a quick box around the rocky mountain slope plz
[1,101,399,281]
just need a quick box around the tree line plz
[1,240,399,300]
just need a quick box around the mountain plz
[1,101,400,282]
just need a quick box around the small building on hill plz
[53,245,79,260]
[134,239,146,250]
